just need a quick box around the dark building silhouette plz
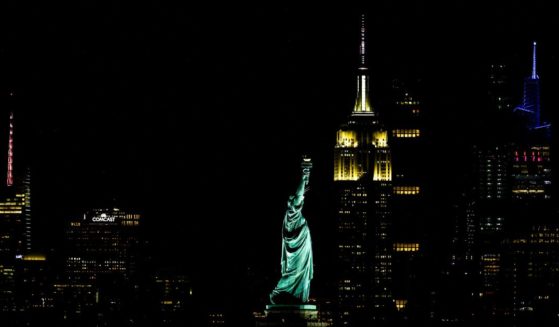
[153,271,194,326]
[488,63,514,113]
[15,253,55,324]
[388,79,431,322]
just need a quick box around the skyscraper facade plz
[0,109,33,317]
[334,15,393,325]
[511,145,551,199]
[0,191,26,313]
[388,80,429,321]
[56,208,141,324]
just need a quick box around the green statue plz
[270,157,314,304]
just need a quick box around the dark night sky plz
[2,1,559,306]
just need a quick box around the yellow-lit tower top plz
[334,14,390,182]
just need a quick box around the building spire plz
[515,41,542,129]
[7,111,14,187]
[360,14,367,68]
[532,41,539,80]
[353,14,373,114]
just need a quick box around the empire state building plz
[334,15,393,326]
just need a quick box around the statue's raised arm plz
[291,156,312,207]
[270,156,314,304]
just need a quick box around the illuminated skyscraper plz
[334,15,393,325]
[509,42,551,173]
[514,42,548,132]
[507,40,552,230]
[472,144,510,313]
[55,208,141,324]
[476,145,511,200]
[0,108,32,316]
[0,191,25,313]
[470,145,510,317]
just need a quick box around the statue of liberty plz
[270,156,314,304]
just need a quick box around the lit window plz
[393,186,420,195]
[395,299,408,311]
[392,129,420,138]
[394,243,420,252]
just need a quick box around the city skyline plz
[3,3,557,256]
[1,3,559,326]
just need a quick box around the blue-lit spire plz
[515,41,542,130]
[531,41,539,80]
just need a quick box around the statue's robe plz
[270,196,313,304]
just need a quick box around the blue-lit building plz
[514,42,550,136]
[515,42,540,129]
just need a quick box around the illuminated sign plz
[91,213,116,222]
